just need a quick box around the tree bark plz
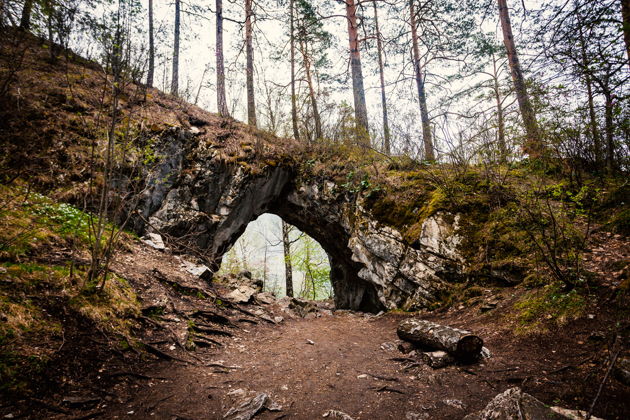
[497,0,543,158]
[604,91,615,174]
[290,0,300,141]
[171,0,180,96]
[345,0,370,145]
[216,0,230,116]
[492,54,507,162]
[578,22,601,165]
[245,0,257,127]
[373,1,390,154]
[282,221,294,298]
[622,0,630,69]
[397,319,484,359]
[409,0,435,161]
[19,0,33,30]
[299,39,322,141]
[147,0,155,87]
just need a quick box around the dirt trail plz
[95,308,629,420]
[102,313,492,420]
[3,240,627,420]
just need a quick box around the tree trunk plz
[622,0,630,69]
[171,0,180,96]
[345,0,370,145]
[216,0,230,116]
[147,0,155,87]
[497,0,543,158]
[45,0,56,62]
[245,0,257,127]
[604,91,615,174]
[300,40,322,141]
[194,66,208,105]
[397,319,484,359]
[20,0,33,30]
[290,0,300,141]
[578,22,601,165]
[492,54,507,162]
[282,221,294,298]
[409,0,435,161]
[373,1,390,155]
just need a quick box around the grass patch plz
[70,273,140,334]
[513,282,587,335]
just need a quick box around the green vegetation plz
[513,282,587,335]
[0,184,112,260]
[0,184,140,394]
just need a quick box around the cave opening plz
[217,213,333,301]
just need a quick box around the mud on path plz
[99,309,629,420]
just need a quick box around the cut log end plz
[456,335,484,358]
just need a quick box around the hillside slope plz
[0,32,629,419]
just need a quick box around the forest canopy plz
[0,0,627,173]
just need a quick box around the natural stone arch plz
[135,132,462,312]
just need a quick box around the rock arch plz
[136,131,462,312]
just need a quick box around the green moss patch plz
[513,283,587,335]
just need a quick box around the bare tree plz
[622,0,630,68]
[20,0,33,30]
[409,0,434,161]
[282,220,294,297]
[290,0,300,140]
[147,0,155,87]
[343,0,369,144]
[245,0,257,126]
[171,0,181,96]
[497,0,543,158]
[216,0,230,116]
[373,0,390,154]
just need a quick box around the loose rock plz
[223,392,280,420]
[322,410,355,420]
[421,351,455,369]
[463,387,599,420]
[142,232,165,250]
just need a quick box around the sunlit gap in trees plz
[217,213,332,301]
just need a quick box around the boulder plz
[181,260,213,281]
[463,387,602,420]
[255,292,275,305]
[142,232,165,250]
[226,285,257,304]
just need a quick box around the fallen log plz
[397,319,483,359]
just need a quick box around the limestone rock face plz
[133,130,464,311]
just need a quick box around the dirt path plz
[4,240,627,420]
[90,307,628,420]
[102,313,491,420]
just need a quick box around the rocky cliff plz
[135,129,463,312]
